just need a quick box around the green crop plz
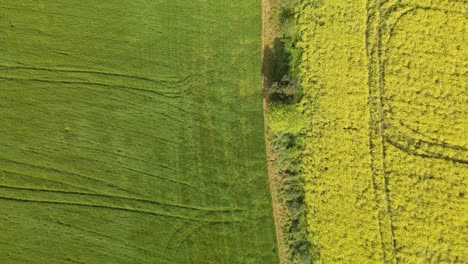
[0,1,278,263]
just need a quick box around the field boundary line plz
[262,0,286,262]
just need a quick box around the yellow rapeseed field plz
[297,0,467,262]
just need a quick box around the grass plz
[0,1,278,263]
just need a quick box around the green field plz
[0,1,278,263]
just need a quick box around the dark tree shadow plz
[263,37,297,103]
[263,37,291,88]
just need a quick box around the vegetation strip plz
[263,0,311,263]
